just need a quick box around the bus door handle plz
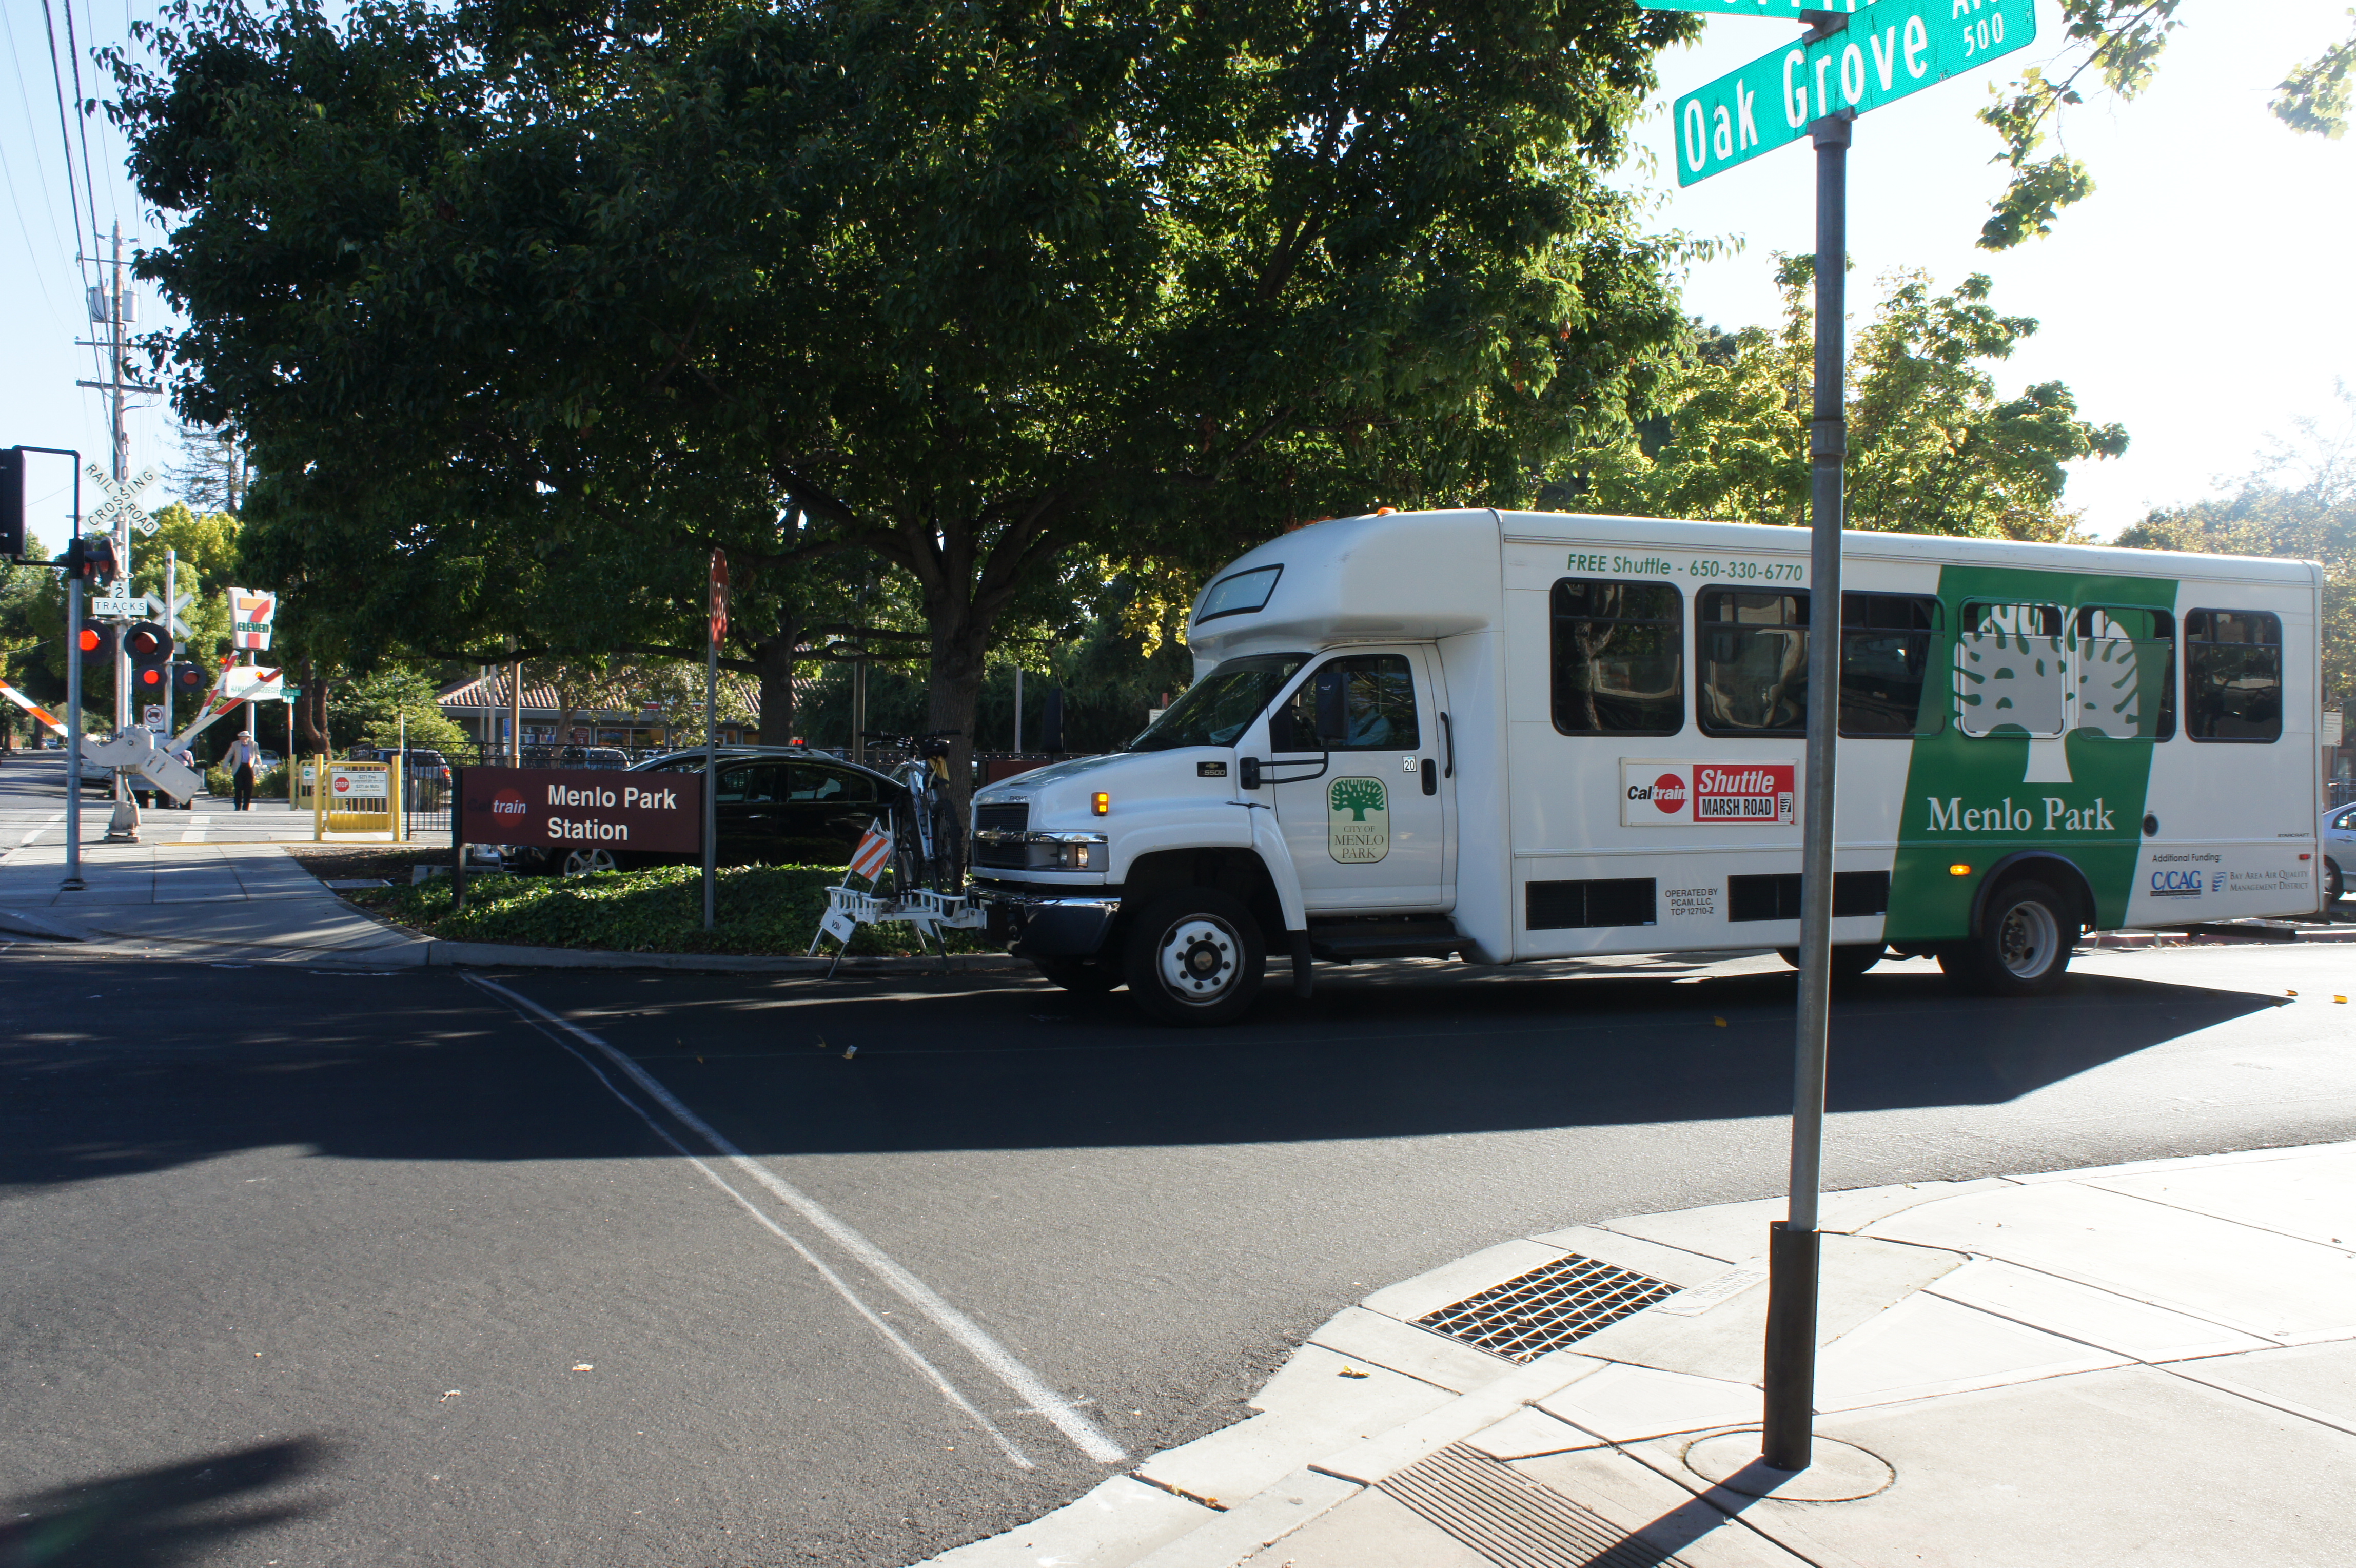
[1440,712,1454,778]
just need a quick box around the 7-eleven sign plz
[229,587,277,650]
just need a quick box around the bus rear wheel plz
[1941,879,2076,997]
[1123,890,1266,1027]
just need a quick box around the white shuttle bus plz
[969,509,2322,1025]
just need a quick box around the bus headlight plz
[1024,832,1107,871]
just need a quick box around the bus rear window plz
[2075,606,2175,740]
[1551,580,1683,736]
[2185,609,2282,742]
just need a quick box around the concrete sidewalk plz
[933,1141,2356,1568]
[0,839,431,963]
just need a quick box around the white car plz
[2323,803,2356,900]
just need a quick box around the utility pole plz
[75,223,160,843]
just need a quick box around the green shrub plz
[347,862,994,957]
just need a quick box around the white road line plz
[467,974,1125,1465]
[534,1026,1035,1470]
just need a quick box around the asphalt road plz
[5,936,2355,1566]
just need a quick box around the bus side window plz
[1839,593,1940,737]
[1956,601,2068,737]
[2074,606,2176,741]
[1550,580,1683,736]
[2185,610,2283,742]
[1697,588,1808,737]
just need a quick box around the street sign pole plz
[1656,0,2036,1474]
[65,566,86,888]
[1764,101,1851,1475]
[704,550,728,932]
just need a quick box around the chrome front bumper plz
[970,884,1122,958]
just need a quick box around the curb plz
[925,1141,2356,1568]
[0,904,1034,975]
[419,939,1033,974]
[0,907,86,942]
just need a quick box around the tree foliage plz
[1586,260,2126,541]
[2117,384,2356,700]
[1980,2,2354,249]
[111,0,1705,807]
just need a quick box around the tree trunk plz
[921,594,990,832]
[754,604,803,746]
[297,658,328,755]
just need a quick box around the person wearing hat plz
[224,730,260,811]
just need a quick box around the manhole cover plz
[1417,1253,1679,1362]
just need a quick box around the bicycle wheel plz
[930,797,965,891]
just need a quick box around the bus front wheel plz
[1124,890,1266,1026]
[1941,879,2076,997]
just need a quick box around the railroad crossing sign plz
[163,590,195,639]
[83,463,160,536]
[90,591,163,621]
[1673,0,2036,185]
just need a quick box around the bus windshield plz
[1128,654,1308,751]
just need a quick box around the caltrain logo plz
[490,789,528,815]
[1647,773,1689,813]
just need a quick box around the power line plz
[36,0,86,269]
[61,0,104,246]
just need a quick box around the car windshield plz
[1128,653,1308,751]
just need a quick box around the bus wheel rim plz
[1996,899,2059,978]
[1156,915,1239,1004]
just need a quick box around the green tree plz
[114,0,1703,814]
[2117,386,2356,699]
[1980,2,2353,249]
[1586,260,2127,541]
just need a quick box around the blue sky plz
[4,1,2350,549]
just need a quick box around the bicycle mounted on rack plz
[860,730,968,892]
[806,730,983,971]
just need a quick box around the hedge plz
[348,862,995,957]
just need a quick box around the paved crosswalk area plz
[0,754,319,852]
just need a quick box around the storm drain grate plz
[1416,1253,1679,1363]
[1380,1443,1696,1568]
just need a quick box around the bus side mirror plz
[1314,669,1348,747]
[1240,756,1262,791]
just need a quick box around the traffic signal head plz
[1,448,23,561]
[58,535,119,581]
[126,621,172,692]
[171,661,207,696]
[76,623,116,664]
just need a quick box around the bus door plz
[1263,648,1450,912]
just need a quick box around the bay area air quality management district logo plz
[1327,777,1389,863]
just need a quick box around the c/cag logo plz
[2149,869,2203,898]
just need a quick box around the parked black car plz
[505,747,909,876]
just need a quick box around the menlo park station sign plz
[458,767,702,853]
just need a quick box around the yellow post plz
[313,754,326,841]
[392,761,405,844]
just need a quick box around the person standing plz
[224,730,259,811]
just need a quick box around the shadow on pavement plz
[0,953,2285,1183]
[0,1438,328,1567]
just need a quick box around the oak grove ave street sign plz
[1674,0,2035,185]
